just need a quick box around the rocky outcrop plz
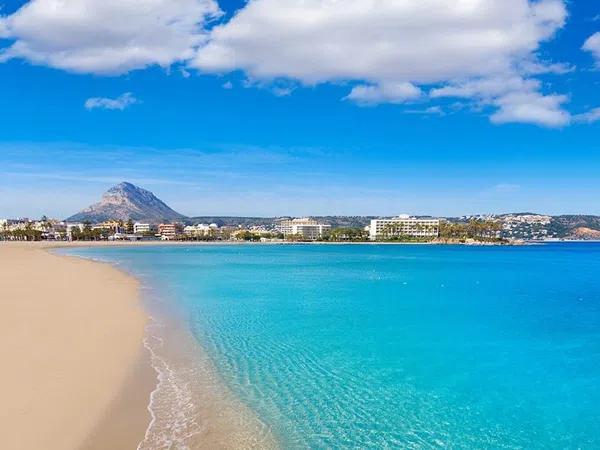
[67,182,187,223]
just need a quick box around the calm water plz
[64,243,600,448]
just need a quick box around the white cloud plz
[583,32,600,64]
[272,86,294,97]
[405,106,446,116]
[491,92,569,127]
[84,92,139,111]
[0,0,221,74]
[0,0,577,127]
[194,0,566,83]
[573,107,600,124]
[431,76,540,99]
[190,0,569,126]
[0,17,8,38]
[179,67,192,78]
[431,76,570,127]
[422,106,445,115]
[519,60,574,75]
[345,82,422,106]
[222,81,233,89]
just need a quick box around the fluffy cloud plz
[84,92,139,111]
[431,76,570,127]
[573,107,600,124]
[490,91,569,127]
[583,32,600,64]
[345,82,422,105]
[0,0,221,74]
[194,0,565,82]
[0,0,579,126]
[192,0,569,126]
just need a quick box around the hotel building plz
[368,215,440,240]
[133,222,152,234]
[276,218,331,240]
[183,223,219,237]
[158,223,178,240]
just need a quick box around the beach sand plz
[0,243,153,450]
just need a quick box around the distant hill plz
[570,227,600,240]
[549,215,600,237]
[67,182,187,223]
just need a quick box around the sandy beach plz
[0,242,154,450]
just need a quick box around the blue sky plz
[1,0,599,218]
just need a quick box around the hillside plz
[67,182,187,223]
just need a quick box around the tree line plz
[438,220,503,242]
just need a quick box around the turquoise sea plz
[63,243,600,448]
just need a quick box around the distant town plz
[3,213,600,244]
[2,182,599,243]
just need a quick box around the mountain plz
[570,227,600,240]
[66,182,187,223]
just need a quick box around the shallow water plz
[64,243,600,448]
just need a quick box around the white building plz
[276,218,331,240]
[183,223,219,237]
[368,215,440,240]
[66,223,85,240]
[134,222,152,234]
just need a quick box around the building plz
[276,218,331,240]
[66,223,85,240]
[368,215,440,240]
[158,223,178,240]
[133,222,152,234]
[183,223,219,238]
[100,220,122,232]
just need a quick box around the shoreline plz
[0,242,153,450]
[54,241,279,449]
[1,238,528,248]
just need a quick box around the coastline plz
[9,238,524,248]
[0,242,153,450]
[1,241,279,449]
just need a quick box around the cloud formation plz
[345,83,422,106]
[583,32,600,64]
[431,76,570,127]
[190,0,570,126]
[84,93,139,111]
[573,107,600,124]
[0,0,221,74]
[194,0,565,82]
[0,0,590,127]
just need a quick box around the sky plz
[1,0,599,218]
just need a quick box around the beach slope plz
[0,243,152,450]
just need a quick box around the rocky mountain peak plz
[66,182,187,223]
